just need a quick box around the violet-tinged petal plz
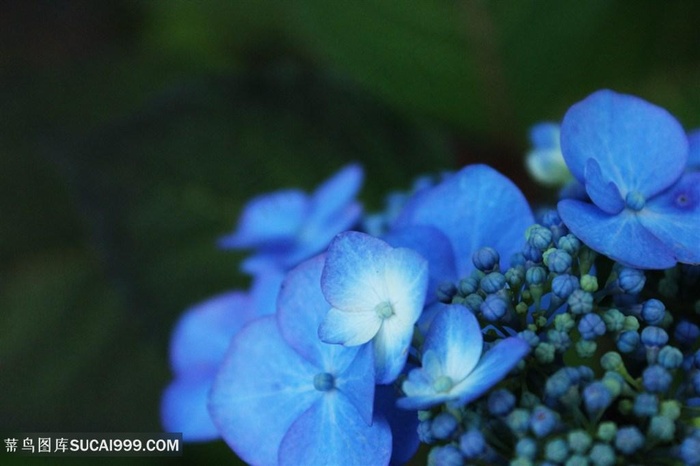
[640,172,700,264]
[161,376,219,442]
[169,291,253,376]
[394,164,533,276]
[383,225,458,303]
[558,199,675,269]
[561,89,687,198]
[451,337,530,406]
[584,158,624,214]
[208,316,320,466]
[218,190,308,249]
[424,304,483,382]
[278,394,392,466]
[318,308,382,346]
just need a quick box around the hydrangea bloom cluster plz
[163,89,700,465]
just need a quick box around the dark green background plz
[2,1,699,464]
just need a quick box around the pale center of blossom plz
[432,375,454,393]
[313,372,335,392]
[374,301,395,319]
[625,191,645,211]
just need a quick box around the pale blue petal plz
[640,172,700,264]
[309,163,364,225]
[688,129,700,169]
[584,158,624,214]
[394,164,534,276]
[452,337,530,405]
[400,367,433,398]
[279,393,392,466]
[558,199,676,269]
[383,225,458,304]
[335,343,376,425]
[396,392,453,410]
[529,122,560,149]
[372,316,415,384]
[169,291,253,376]
[382,246,429,324]
[208,317,320,466]
[161,376,219,442]
[318,308,382,346]
[424,304,483,382]
[277,256,367,375]
[561,89,687,198]
[218,190,308,249]
[322,231,391,311]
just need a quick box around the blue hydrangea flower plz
[208,255,391,466]
[393,164,534,278]
[318,231,429,384]
[161,269,284,442]
[218,164,363,273]
[525,122,572,187]
[397,304,530,410]
[557,90,700,269]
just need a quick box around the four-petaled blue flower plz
[398,304,530,410]
[218,164,364,273]
[557,90,700,269]
[208,255,391,466]
[318,231,429,384]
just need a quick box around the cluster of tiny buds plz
[424,210,700,465]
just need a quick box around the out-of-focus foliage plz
[1,1,699,464]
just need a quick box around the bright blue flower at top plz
[318,231,429,384]
[208,255,391,466]
[393,164,534,278]
[525,122,572,187]
[218,164,363,273]
[557,90,700,269]
[161,268,284,442]
[397,304,530,410]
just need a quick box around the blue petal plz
[424,304,483,382]
[218,190,308,249]
[372,315,415,384]
[277,255,368,378]
[383,225,458,304]
[561,89,687,198]
[689,129,700,170]
[529,122,560,149]
[374,385,420,465]
[584,159,624,214]
[452,337,530,405]
[640,172,700,264]
[558,199,676,269]
[161,376,219,442]
[335,343,376,425]
[278,393,392,466]
[318,308,382,346]
[208,316,320,466]
[308,163,364,226]
[394,164,534,276]
[248,266,285,317]
[322,231,393,312]
[169,291,253,376]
